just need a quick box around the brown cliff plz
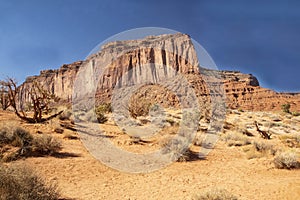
[20,33,300,112]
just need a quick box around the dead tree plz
[254,121,271,139]
[0,81,10,110]
[4,78,63,123]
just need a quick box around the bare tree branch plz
[3,78,63,123]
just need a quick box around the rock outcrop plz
[19,33,300,112]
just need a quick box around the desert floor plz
[1,109,300,200]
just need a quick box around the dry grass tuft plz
[252,140,276,155]
[274,150,299,169]
[0,123,62,162]
[0,164,60,200]
[192,188,238,200]
[222,131,251,147]
[32,134,62,155]
[245,139,277,159]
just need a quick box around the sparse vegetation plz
[0,123,62,162]
[32,134,62,155]
[95,103,112,114]
[274,150,299,169]
[245,139,277,159]
[129,99,152,118]
[252,140,276,154]
[0,164,60,200]
[221,131,251,146]
[192,188,238,200]
[281,103,291,114]
[94,103,111,123]
[0,124,33,161]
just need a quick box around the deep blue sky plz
[0,0,300,92]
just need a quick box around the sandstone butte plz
[19,33,300,112]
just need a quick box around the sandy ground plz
[1,110,300,200]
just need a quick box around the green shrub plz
[95,103,112,114]
[281,103,291,114]
[0,164,60,200]
[94,104,110,124]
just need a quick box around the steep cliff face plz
[19,33,300,112]
[19,61,82,104]
[222,70,300,111]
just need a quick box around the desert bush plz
[0,125,32,147]
[161,137,192,162]
[252,140,275,154]
[94,104,110,124]
[245,140,277,159]
[32,134,62,155]
[193,188,238,200]
[281,103,291,114]
[129,99,152,119]
[0,164,60,200]
[274,151,299,169]
[222,132,251,146]
[0,124,62,161]
[0,124,33,161]
[95,103,112,114]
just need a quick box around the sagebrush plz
[0,123,62,162]
[193,188,238,200]
[0,164,60,200]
